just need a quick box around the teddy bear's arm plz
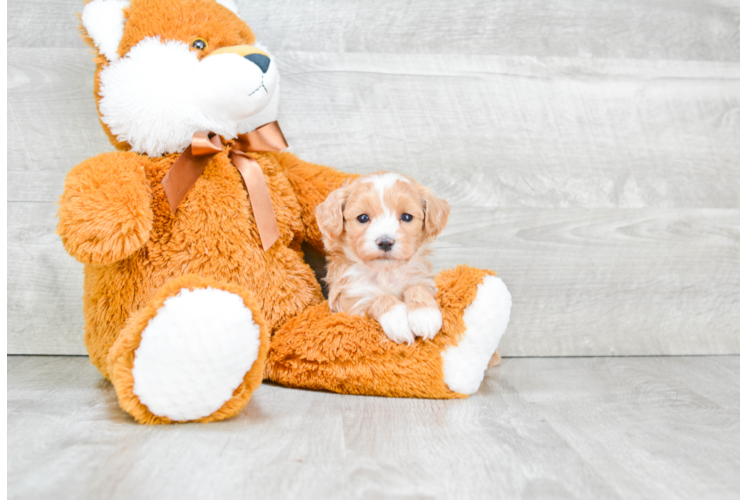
[57,151,153,265]
[276,152,358,251]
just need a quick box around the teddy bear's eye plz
[192,38,208,51]
[401,213,413,222]
[357,214,370,223]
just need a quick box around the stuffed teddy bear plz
[57,0,513,424]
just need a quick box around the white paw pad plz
[441,276,512,395]
[378,304,415,345]
[132,287,261,421]
[408,306,443,340]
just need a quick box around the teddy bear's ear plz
[81,0,130,62]
[216,0,240,14]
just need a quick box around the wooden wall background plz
[8,0,739,356]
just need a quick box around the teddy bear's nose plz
[244,53,270,73]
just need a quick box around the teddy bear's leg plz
[488,350,502,368]
[106,275,269,424]
[265,266,511,398]
[436,267,512,395]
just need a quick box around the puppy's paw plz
[378,304,415,345]
[408,306,443,340]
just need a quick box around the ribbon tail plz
[162,131,223,214]
[231,152,281,251]
[234,121,288,153]
[162,147,212,214]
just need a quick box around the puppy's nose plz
[244,53,270,73]
[376,236,395,252]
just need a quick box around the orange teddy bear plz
[57,0,512,424]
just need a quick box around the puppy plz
[315,172,450,344]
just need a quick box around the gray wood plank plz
[9,0,739,63]
[433,207,739,356]
[277,53,738,210]
[8,203,738,356]
[8,202,85,355]
[9,50,739,208]
[505,356,739,499]
[7,355,739,500]
[8,48,114,203]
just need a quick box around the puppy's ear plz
[316,185,349,241]
[420,186,450,239]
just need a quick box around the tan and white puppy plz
[316,172,450,344]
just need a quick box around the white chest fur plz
[340,257,435,315]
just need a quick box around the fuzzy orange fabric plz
[57,152,153,264]
[265,266,495,398]
[60,148,337,379]
[107,274,270,424]
[59,0,507,424]
[278,152,360,252]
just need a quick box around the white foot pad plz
[441,276,512,395]
[132,287,261,421]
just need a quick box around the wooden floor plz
[8,355,738,500]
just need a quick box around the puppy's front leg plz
[404,286,443,340]
[368,295,415,345]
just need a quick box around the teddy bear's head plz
[81,0,280,156]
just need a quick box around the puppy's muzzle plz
[376,236,395,252]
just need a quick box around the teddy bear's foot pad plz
[441,275,512,395]
[131,287,261,421]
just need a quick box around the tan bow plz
[161,121,288,251]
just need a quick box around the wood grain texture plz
[7,0,739,355]
[8,202,85,355]
[277,53,738,209]
[8,48,111,203]
[8,50,739,207]
[7,355,739,500]
[9,204,738,356]
[8,0,739,63]
[434,207,739,356]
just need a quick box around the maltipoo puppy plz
[315,172,450,344]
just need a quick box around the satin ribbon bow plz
[161,121,288,251]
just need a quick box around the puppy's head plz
[316,172,450,264]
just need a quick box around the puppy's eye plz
[192,38,208,51]
[401,213,413,222]
[356,214,370,223]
